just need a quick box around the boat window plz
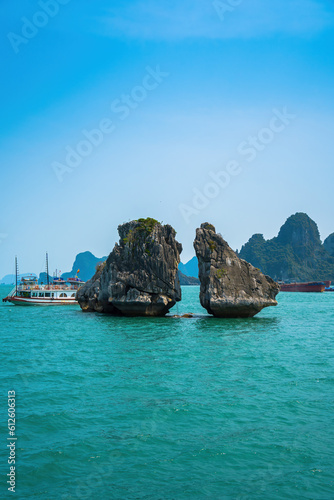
[32,293,37,297]
[71,293,76,297]
[39,293,45,297]
[52,293,54,298]
[45,293,51,298]
[59,293,68,298]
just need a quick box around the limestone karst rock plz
[77,218,182,316]
[239,213,334,281]
[194,223,279,318]
[324,233,334,258]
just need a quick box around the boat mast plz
[46,252,49,286]
[15,256,18,296]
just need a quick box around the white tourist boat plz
[2,255,85,306]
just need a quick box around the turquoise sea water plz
[0,285,333,500]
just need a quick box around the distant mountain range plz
[61,251,108,282]
[179,257,199,278]
[178,271,199,285]
[2,213,332,285]
[239,213,334,282]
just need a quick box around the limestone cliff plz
[324,233,334,258]
[239,213,334,281]
[194,223,279,318]
[77,218,182,316]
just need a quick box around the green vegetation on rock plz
[123,218,160,245]
[202,223,215,232]
[136,217,160,234]
[216,268,226,279]
[208,240,217,252]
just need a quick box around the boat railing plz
[17,284,82,291]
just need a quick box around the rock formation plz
[239,213,334,281]
[77,218,182,316]
[194,223,279,318]
[324,233,334,258]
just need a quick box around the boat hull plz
[279,282,326,293]
[3,296,78,306]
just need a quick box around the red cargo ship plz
[279,282,326,292]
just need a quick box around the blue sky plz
[1,0,334,277]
